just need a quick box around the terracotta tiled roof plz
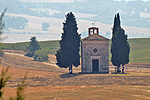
[81,34,110,41]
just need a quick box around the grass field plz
[1,40,60,54]
[1,38,150,63]
[129,38,150,63]
[109,38,150,63]
[4,85,150,100]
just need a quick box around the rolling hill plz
[3,13,150,43]
[2,0,150,43]
[1,38,150,63]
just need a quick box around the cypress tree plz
[118,28,130,73]
[113,13,120,35]
[111,13,130,73]
[55,12,80,73]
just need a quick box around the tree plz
[55,12,80,74]
[111,13,130,73]
[0,9,7,41]
[42,22,50,31]
[0,9,7,57]
[25,36,40,57]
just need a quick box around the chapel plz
[81,26,109,73]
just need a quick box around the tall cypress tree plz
[111,13,130,73]
[55,12,80,73]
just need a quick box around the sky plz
[116,0,150,1]
[19,0,85,3]
[20,0,150,2]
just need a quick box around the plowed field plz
[1,50,150,100]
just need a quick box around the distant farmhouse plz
[81,27,109,73]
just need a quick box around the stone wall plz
[81,40,109,73]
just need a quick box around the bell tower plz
[88,27,99,36]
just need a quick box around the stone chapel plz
[81,26,109,73]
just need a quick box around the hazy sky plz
[19,0,85,2]
[115,0,150,1]
[20,0,150,2]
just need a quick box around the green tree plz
[55,12,80,73]
[25,36,40,57]
[111,13,130,73]
[0,9,7,41]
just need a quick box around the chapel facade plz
[81,27,109,73]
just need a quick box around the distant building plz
[81,27,109,73]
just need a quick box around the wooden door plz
[92,59,99,71]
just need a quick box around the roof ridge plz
[81,34,110,41]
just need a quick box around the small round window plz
[93,48,98,53]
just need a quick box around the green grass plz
[1,38,150,63]
[128,38,150,63]
[109,38,150,63]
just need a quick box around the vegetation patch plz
[34,49,51,62]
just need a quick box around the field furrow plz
[1,52,150,88]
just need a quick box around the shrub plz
[33,49,50,62]
[0,50,4,57]
[0,67,10,99]
[25,52,33,57]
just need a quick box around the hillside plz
[1,40,59,54]
[1,38,150,63]
[2,0,150,29]
[1,0,150,43]
[3,13,150,43]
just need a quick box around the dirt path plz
[1,51,150,88]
